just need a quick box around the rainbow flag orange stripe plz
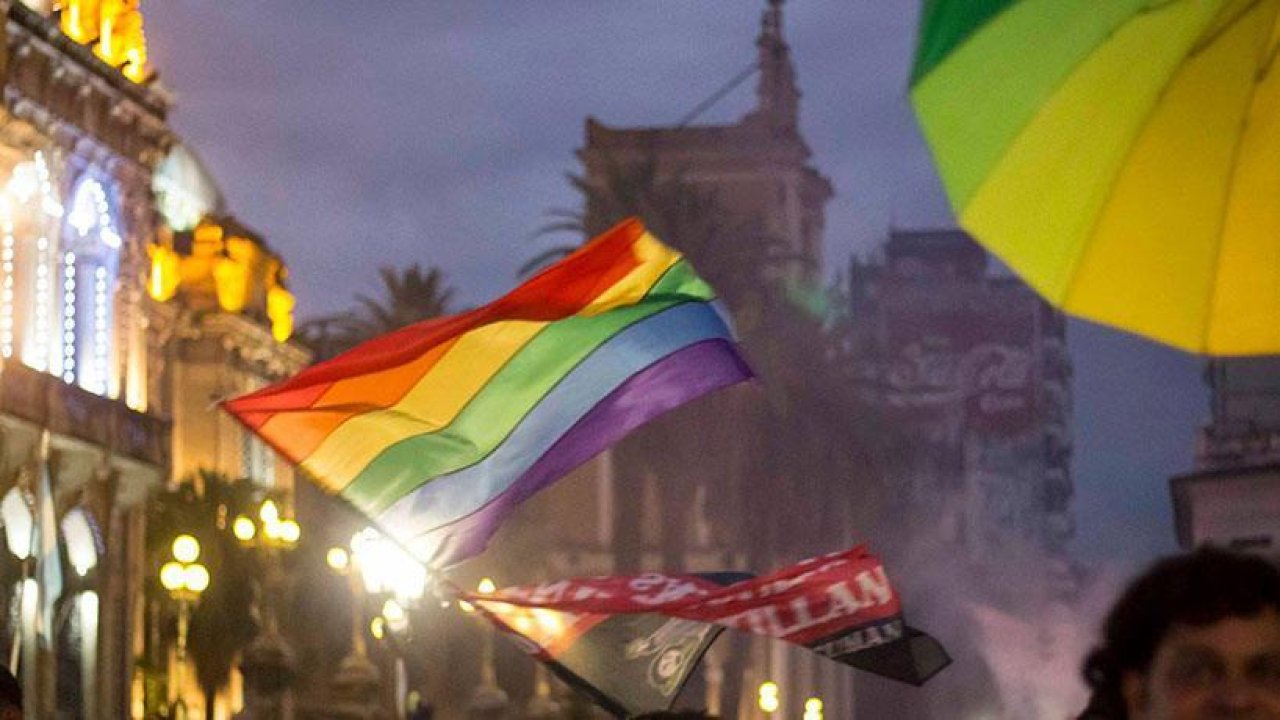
[224,219,752,567]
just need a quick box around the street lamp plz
[232,514,256,542]
[324,539,385,717]
[159,534,209,720]
[230,498,300,636]
[325,546,349,573]
[233,499,301,551]
[336,529,433,718]
[467,576,508,719]
[348,527,427,604]
[381,598,408,634]
[233,498,301,720]
[758,681,780,714]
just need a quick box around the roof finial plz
[748,0,799,135]
[763,0,784,41]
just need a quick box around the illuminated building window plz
[62,251,76,383]
[242,427,275,488]
[9,153,66,375]
[61,175,121,397]
[0,219,13,358]
[0,155,130,401]
[240,379,276,486]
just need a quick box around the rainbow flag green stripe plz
[341,260,711,513]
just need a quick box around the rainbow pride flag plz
[224,219,752,567]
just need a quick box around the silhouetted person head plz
[1079,546,1280,719]
[0,664,21,720]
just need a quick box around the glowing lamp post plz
[336,528,432,717]
[347,527,427,604]
[322,540,385,718]
[325,546,349,573]
[758,681,780,715]
[233,499,301,549]
[467,577,509,719]
[233,499,301,720]
[159,534,209,720]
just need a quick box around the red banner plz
[466,545,900,647]
[461,545,950,716]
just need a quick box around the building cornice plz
[8,1,166,116]
[4,3,172,168]
[184,311,312,382]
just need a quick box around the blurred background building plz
[847,230,1074,561]
[1171,356,1280,554]
[844,229,1079,718]
[0,1,173,717]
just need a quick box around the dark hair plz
[1078,547,1280,719]
[0,664,20,710]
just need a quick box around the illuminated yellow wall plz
[151,220,296,344]
[213,237,254,314]
[267,286,295,343]
[146,244,179,303]
[59,0,150,83]
[60,0,101,44]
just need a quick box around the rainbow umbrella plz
[911,0,1280,355]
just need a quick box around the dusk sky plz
[145,2,1205,567]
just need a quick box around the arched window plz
[0,156,125,398]
[1,152,66,373]
[61,175,121,396]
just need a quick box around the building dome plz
[153,142,226,232]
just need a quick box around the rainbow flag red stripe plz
[224,219,752,566]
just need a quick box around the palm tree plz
[352,264,454,337]
[297,264,455,360]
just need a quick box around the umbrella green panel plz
[912,0,1280,355]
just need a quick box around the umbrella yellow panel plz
[911,0,1280,354]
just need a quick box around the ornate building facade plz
[579,0,830,282]
[0,2,169,717]
[0,2,307,718]
[146,195,311,719]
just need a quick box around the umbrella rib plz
[1058,1,1249,316]
[1197,2,1280,351]
[1197,120,1252,353]
[1186,0,1264,59]
[1058,0,1273,350]
[928,2,1189,304]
